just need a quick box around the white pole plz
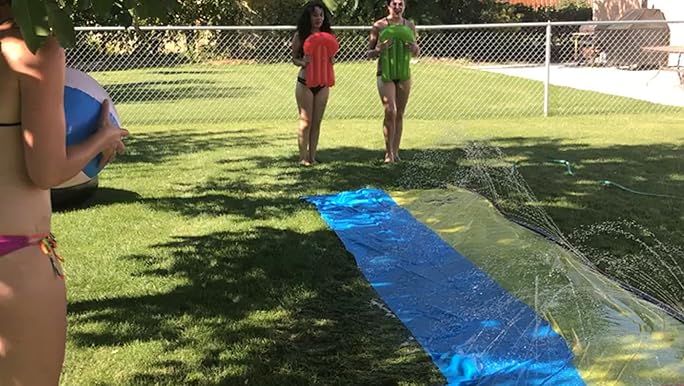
[544,21,552,117]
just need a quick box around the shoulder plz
[292,32,304,49]
[2,36,64,77]
[406,19,417,31]
[372,18,387,31]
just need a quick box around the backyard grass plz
[54,63,684,384]
[94,61,681,125]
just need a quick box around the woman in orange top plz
[291,1,335,166]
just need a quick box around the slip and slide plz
[304,188,684,385]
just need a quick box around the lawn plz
[55,62,684,385]
[94,61,681,124]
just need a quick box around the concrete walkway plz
[478,64,684,107]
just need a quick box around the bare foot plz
[299,159,312,167]
[384,156,394,163]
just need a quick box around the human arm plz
[13,37,127,189]
[407,21,420,57]
[291,33,309,67]
[367,22,392,59]
[96,100,127,168]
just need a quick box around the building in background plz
[592,0,644,20]
[592,0,682,21]
[646,0,684,65]
[592,0,683,65]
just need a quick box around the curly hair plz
[296,1,333,44]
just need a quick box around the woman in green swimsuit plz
[367,0,420,163]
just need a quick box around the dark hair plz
[296,1,333,44]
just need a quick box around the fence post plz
[544,21,551,117]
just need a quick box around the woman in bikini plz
[292,1,334,166]
[0,1,128,383]
[367,0,420,163]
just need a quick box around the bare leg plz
[295,83,314,166]
[0,246,67,386]
[309,87,330,164]
[393,79,412,161]
[377,77,397,163]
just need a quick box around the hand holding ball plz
[51,68,128,209]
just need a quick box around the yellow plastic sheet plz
[393,188,684,385]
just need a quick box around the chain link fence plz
[66,21,684,126]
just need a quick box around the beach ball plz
[51,68,121,209]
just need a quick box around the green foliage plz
[241,0,303,25]
[508,2,592,23]
[11,0,592,53]
[12,0,178,52]
[410,0,506,25]
[12,0,72,52]
[168,0,244,26]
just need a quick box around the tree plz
[409,0,510,25]
[12,0,566,54]
[12,0,179,52]
[323,0,381,25]
[169,0,245,26]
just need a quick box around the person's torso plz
[376,17,410,73]
[0,26,52,235]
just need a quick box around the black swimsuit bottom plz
[297,77,325,96]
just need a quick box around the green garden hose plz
[598,180,681,200]
[511,159,574,175]
[548,159,574,175]
[510,159,680,200]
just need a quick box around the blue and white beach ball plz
[52,68,121,208]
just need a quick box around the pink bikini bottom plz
[0,233,64,278]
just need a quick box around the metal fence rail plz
[66,21,684,125]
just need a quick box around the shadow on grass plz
[488,138,684,315]
[69,227,443,385]
[234,139,683,313]
[66,132,683,383]
[52,187,142,213]
[485,137,682,239]
[152,69,240,75]
[106,79,256,104]
[390,138,684,315]
[117,129,291,165]
[76,135,683,312]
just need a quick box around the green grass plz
[55,63,684,385]
[94,61,683,124]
